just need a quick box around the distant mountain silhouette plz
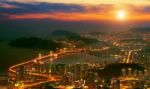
[51,30,80,37]
[9,37,63,50]
[51,30,99,44]
[0,20,105,40]
[88,31,105,35]
[129,27,150,33]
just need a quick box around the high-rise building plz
[128,68,132,77]
[16,66,25,81]
[121,68,126,77]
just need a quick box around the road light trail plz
[121,50,133,63]
[126,50,133,63]
[123,57,126,63]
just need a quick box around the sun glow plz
[117,10,126,21]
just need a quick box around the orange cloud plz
[7,0,150,5]
[8,12,116,21]
[8,11,150,22]
[0,3,18,9]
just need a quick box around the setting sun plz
[117,10,126,21]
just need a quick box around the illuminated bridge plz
[9,48,86,89]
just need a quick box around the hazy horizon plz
[0,19,150,40]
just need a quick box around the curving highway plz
[9,48,86,89]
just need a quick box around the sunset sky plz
[0,0,150,39]
[0,0,150,22]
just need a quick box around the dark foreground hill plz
[9,37,63,51]
[90,63,145,78]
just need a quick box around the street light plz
[38,53,42,60]
[50,51,53,57]
[54,54,58,58]
[49,58,53,74]
[34,60,37,63]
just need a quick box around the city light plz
[2,1,150,88]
